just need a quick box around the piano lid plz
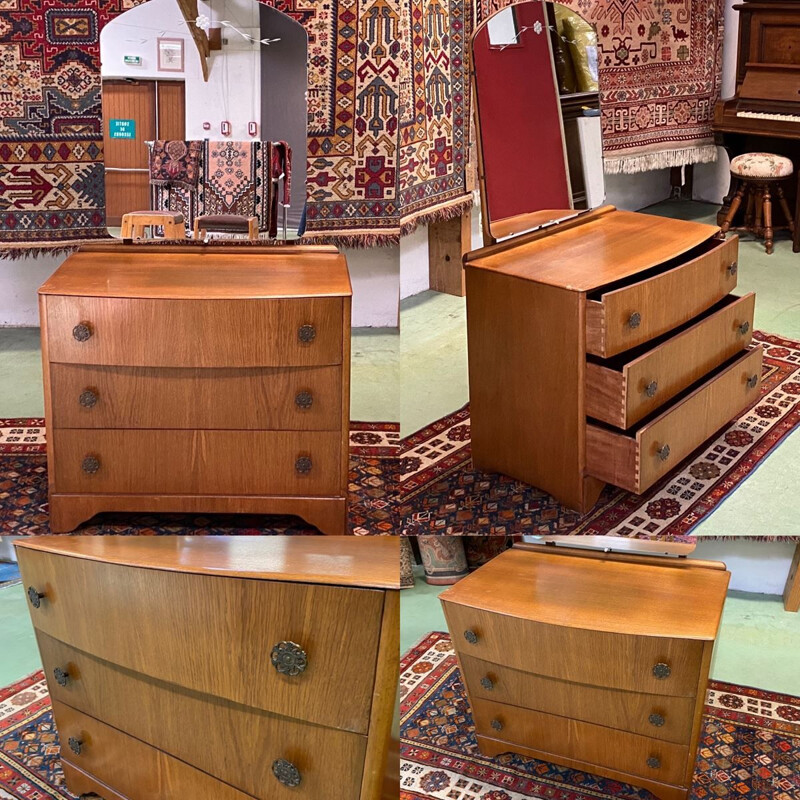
[738,63,800,114]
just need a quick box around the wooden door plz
[102,80,185,227]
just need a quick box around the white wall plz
[0,253,64,326]
[345,247,400,328]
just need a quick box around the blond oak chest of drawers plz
[16,536,400,800]
[464,206,761,511]
[39,243,352,534]
[440,544,730,800]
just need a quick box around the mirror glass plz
[472,0,605,243]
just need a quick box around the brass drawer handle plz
[79,389,98,408]
[627,312,641,329]
[271,641,308,676]
[81,455,101,474]
[645,380,658,398]
[27,586,45,609]
[652,662,671,679]
[646,756,661,770]
[464,630,478,644]
[72,322,93,342]
[648,713,665,727]
[68,737,83,756]
[727,261,738,276]
[295,456,313,474]
[490,718,503,732]
[480,676,494,691]
[657,444,670,462]
[295,390,313,410]
[298,324,316,344]
[272,758,301,787]
[747,374,758,389]
[54,667,70,687]
[738,321,750,336]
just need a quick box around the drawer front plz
[45,640,367,800]
[50,364,342,431]
[472,697,689,786]
[442,602,703,697]
[460,654,695,744]
[54,701,254,800]
[44,296,343,368]
[586,345,763,494]
[586,293,756,428]
[50,429,343,496]
[586,236,739,358]
[19,550,383,733]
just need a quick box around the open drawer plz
[586,345,763,494]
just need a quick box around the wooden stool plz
[720,152,795,254]
[193,214,259,241]
[120,211,185,240]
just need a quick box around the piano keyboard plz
[737,110,800,124]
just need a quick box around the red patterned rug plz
[0,420,397,535]
[400,632,800,800]
[399,332,800,538]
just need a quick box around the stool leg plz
[193,219,201,240]
[776,183,795,235]
[720,182,745,235]
[744,191,755,229]
[754,187,763,238]
[763,184,774,254]
[120,218,132,238]
[248,217,258,240]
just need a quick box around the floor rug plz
[399,333,800,539]
[400,632,800,800]
[0,420,398,536]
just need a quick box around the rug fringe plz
[604,145,719,175]
[0,245,83,260]
[301,231,402,248]
[399,195,475,237]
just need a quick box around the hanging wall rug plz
[477,0,724,174]
[0,419,398,535]
[400,633,800,800]
[0,0,471,255]
[399,333,800,538]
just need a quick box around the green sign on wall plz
[109,119,136,139]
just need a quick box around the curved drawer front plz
[54,701,254,800]
[46,642,366,800]
[460,654,695,744]
[20,551,383,733]
[50,429,342,496]
[442,603,703,697]
[586,345,763,494]
[44,296,343,368]
[586,235,739,358]
[472,697,689,786]
[586,292,756,429]
[50,364,342,431]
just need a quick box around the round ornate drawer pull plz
[747,374,758,389]
[81,455,101,474]
[490,718,503,732]
[480,676,494,691]
[298,324,316,344]
[648,713,665,727]
[652,662,671,679]
[54,667,70,687]
[738,321,750,336]
[464,630,478,644]
[295,391,313,410]
[270,641,308,676]
[628,312,641,329]
[645,380,658,398]
[68,737,83,756]
[72,322,93,342]
[79,390,98,408]
[657,444,671,462]
[646,756,661,770]
[27,586,45,609]
[295,456,313,474]
[727,261,738,276]
[272,758,301,787]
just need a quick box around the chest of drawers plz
[440,544,730,800]
[465,206,761,511]
[16,536,399,800]
[38,243,352,534]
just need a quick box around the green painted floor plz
[0,583,42,686]
[400,572,800,696]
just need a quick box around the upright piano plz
[712,0,800,250]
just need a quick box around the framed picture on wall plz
[157,38,184,73]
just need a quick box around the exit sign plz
[124,55,142,66]
[109,119,136,139]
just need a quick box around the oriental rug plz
[400,633,800,800]
[0,420,398,535]
[399,332,800,539]
[477,0,725,174]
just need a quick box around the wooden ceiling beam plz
[175,0,210,82]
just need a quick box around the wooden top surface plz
[466,207,718,291]
[14,536,399,590]
[439,547,729,640]
[39,245,352,300]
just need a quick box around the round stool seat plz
[196,214,253,233]
[730,152,794,179]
